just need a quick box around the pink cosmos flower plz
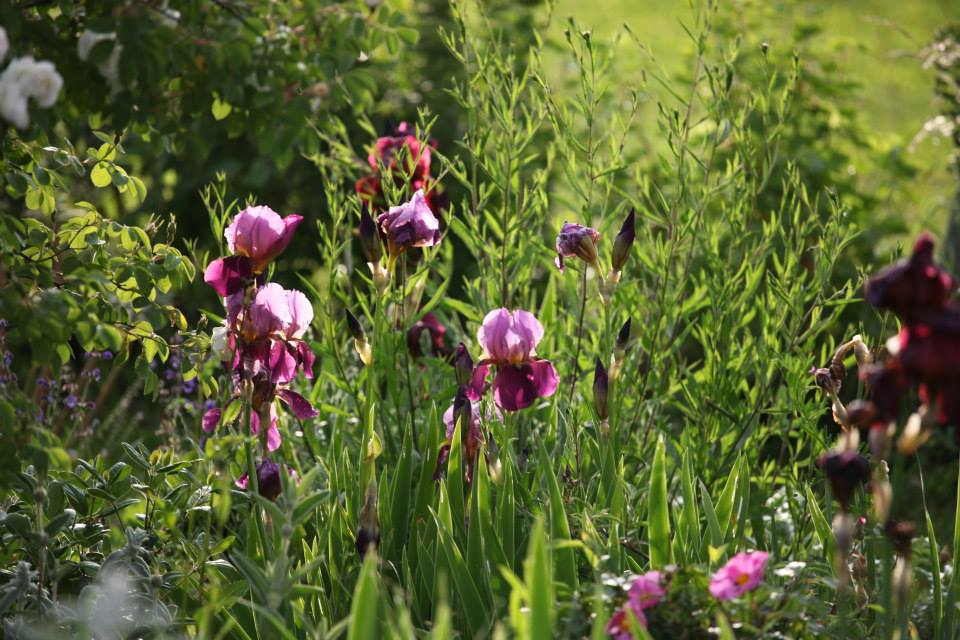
[628,571,666,609]
[555,222,600,272]
[377,189,441,262]
[709,551,769,600]
[204,205,302,295]
[606,606,646,639]
[470,309,559,411]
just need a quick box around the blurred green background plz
[546,0,959,245]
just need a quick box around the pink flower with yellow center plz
[709,551,769,600]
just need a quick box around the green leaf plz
[90,163,111,187]
[538,441,578,591]
[525,516,554,640]
[212,94,233,121]
[648,436,671,568]
[347,550,380,640]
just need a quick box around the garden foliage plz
[1,1,959,639]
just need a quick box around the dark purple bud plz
[615,318,632,351]
[884,520,915,557]
[236,459,285,501]
[345,309,365,341]
[359,205,383,264]
[555,222,600,272]
[611,209,636,272]
[593,357,609,421]
[817,450,870,510]
[356,479,380,557]
[453,386,471,432]
[452,343,474,387]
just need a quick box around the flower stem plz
[244,400,266,558]
[566,265,589,410]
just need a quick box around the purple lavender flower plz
[65,394,78,409]
[101,350,113,360]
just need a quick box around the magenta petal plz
[202,408,221,433]
[467,362,491,401]
[235,472,250,490]
[274,214,303,259]
[492,360,559,411]
[278,389,319,420]
[266,423,281,452]
[269,340,299,385]
[298,341,316,379]
[204,255,252,296]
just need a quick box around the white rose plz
[0,26,9,63]
[0,56,63,109]
[77,29,114,61]
[77,30,122,92]
[0,81,28,129]
[21,59,62,108]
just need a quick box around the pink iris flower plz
[233,283,315,385]
[470,309,559,411]
[709,551,770,600]
[377,189,441,261]
[204,205,302,295]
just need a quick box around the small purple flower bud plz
[101,350,113,360]
[452,343,474,387]
[3,352,12,367]
[611,209,636,272]
[359,205,383,264]
[593,357,609,421]
[0,319,8,328]
[204,398,217,410]
[36,377,47,386]
[65,394,78,409]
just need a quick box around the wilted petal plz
[278,389,319,420]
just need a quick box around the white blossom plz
[0,26,9,63]
[0,81,28,129]
[77,29,122,91]
[0,56,63,129]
